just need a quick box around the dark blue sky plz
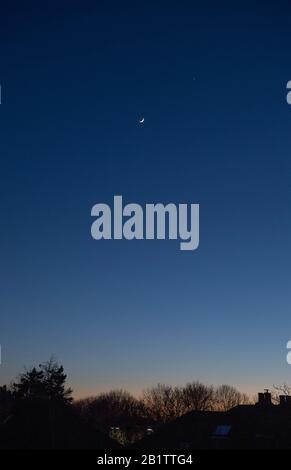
[1,1,291,396]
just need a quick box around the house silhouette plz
[134,391,291,450]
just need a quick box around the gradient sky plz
[1,1,291,397]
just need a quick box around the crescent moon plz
[139,117,145,123]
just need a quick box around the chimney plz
[258,389,272,406]
[279,395,291,406]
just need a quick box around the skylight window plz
[213,425,232,437]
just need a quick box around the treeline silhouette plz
[0,359,118,449]
[0,357,253,447]
[75,383,250,444]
